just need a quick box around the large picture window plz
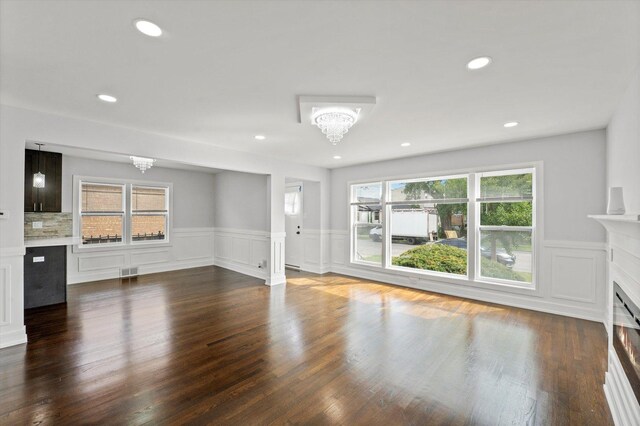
[78,179,171,246]
[349,166,537,288]
[388,176,468,276]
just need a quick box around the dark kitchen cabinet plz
[24,246,67,309]
[24,149,62,212]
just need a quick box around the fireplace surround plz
[590,214,640,425]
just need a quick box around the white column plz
[266,173,286,286]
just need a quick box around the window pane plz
[81,183,123,212]
[352,183,382,203]
[352,205,381,264]
[284,192,301,215]
[81,215,123,244]
[389,177,467,202]
[390,203,467,275]
[479,173,532,199]
[132,186,167,211]
[479,230,532,283]
[480,201,532,226]
[132,215,166,241]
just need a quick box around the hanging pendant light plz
[33,143,45,188]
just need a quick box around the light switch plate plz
[33,256,45,263]
[32,221,43,229]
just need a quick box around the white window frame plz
[474,167,536,287]
[347,162,542,294]
[73,175,173,252]
[350,182,384,267]
[130,184,170,246]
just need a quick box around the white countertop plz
[25,237,82,248]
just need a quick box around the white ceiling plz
[2,0,639,169]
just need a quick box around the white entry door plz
[285,184,303,269]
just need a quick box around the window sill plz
[348,261,538,297]
[72,240,172,254]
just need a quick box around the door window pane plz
[479,230,532,283]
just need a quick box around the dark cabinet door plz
[24,246,67,309]
[24,149,38,212]
[24,149,62,212]
[40,151,62,212]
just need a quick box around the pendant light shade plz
[33,171,45,188]
[33,143,46,188]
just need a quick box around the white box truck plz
[369,209,439,244]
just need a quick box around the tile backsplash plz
[24,212,73,240]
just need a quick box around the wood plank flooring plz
[0,266,612,425]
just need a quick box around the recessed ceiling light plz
[134,19,163,37]
[333,155,342,160]
[400,142,411,147]
[96,94,117,103]
[254,135,266,140]
[467,56,492,70]
[503,121,519,128]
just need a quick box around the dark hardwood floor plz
[0,266,612,425]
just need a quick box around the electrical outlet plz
[32,221,43,229]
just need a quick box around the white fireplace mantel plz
[589,214,640,241]
[589,213,640,426]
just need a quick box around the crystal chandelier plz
[130,156,155,173]
[312,107,360,145]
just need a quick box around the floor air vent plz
[120,267,139,278]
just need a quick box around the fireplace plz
[613,282,640,404]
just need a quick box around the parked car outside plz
[436,238,516,267]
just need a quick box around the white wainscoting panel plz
[0,248,28,348]
[300,229,330,274]
[0,265,10,326]
[213,228,269,280]
[330,230,348,265]
[68,228,215,284]
[545,241,606,311]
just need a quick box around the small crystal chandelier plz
[130,156,155,173]
[312,107,360,145]
[33,143,46,188]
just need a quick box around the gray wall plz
[213,170,268,231]
[62,156,216,228]
[607,65,640,214]
[330,129,607,242]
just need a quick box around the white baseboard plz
[0,326,27,348]
[213,258,267,280]
[68,257,215,284]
